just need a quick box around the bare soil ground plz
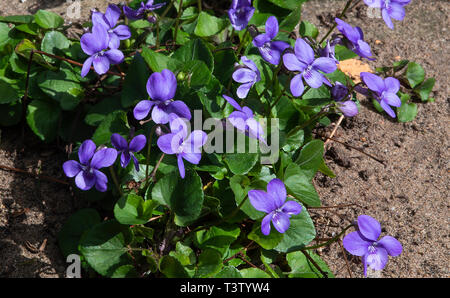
[0,0,448,278]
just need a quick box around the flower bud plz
[331,82,349,101]
[338,100,358,117]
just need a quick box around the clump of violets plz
[331,82,358,117]
[343,215,402,276]
[111,133,146,171]
[157,115,207,178]
[123,0,166,23]
[63,140,117,192]
[360,72,402,118]
[92,4,131,49]
[232,56,261,99]
[248,178,302,235]
[252,16,290,65]
[228,0,255,31]
[335,18,374,60]
[283,38,337,97]
[133,69,191,124]
[363,0,411,29]
[223,95,265,143]
[80,25,125,77]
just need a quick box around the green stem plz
[235,28,249,55]
[197,0,202,12]
[172,0,184,46]
[144,124,159,188]
[109,166,123,196]
[303,224,353,250]
[155,19,160,49]
[319,0,354,44]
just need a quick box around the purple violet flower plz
[343,215,402,276]
[331,82,358,117]
[157,115,207,178]
[248,178,302,235]
[92,4,131,49]
[319,39,339,64]
[223,95,266,144]
[252,16,290,65]
[364,0,411,29]
[111,133,147,171]
[80,25,125,77]
[133,69,191,124]
[228,0,255,31]
[63,140,117,192]
[360,72,402,118]
[335,18,374,60]
[232,56,261,99]
[283,38,337,97]
[123,0,166,22]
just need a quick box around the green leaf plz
[114,194,156,225]
[415,78,435,102]
[213,47,237,85]
[397,102,418,123]
[284,163,321,207]
[318,160,336,178]
[35,10,64,29]
[79,220,133,277]
[299,21,318,39]
[151,169,204,226]
[194,12,228,37]
[141,47,182,73]
[0,80,20,104]
[279,5,303,31]
[159,255,190,277]
[41,31,71,63]
[248,221,283,250]
[169,242,196,266]
[15,39,54,69]
[286,250,334,278]
[172,38,214,71]
[229,175,265,220]
[239,267,271,278]
[0,15,34,24]
[266,0,306,10]
[214,266,242,278]
[195,249,223,277]
[295,139,324,180]
[406,62,425,88]
[111,265,138,278]
[16,23,40,35]
[26,99,61,142]
[282,128,304,153]
[223,133,260,175]
[273,208,316,253]
[334,44,357,61]
[37,61,84,110]
[195,224,241,256]
[57,208,101,257]
[84,95,122,126]
[179,59,212,88]
[121,52,151,108]
[0,101,22,127]
[92,111,129,145]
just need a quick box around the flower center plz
[368,242,378,254]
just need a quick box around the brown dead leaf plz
[337,59,373,83]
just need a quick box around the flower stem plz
[144,124,159,187]
[235,28,249,55]
[197,0,202,12]
[172,0,184,47]
[109,166,123,196]
[319,0,354,45]
[303,224,353,250]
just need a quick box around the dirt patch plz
[303,0,450,278]
[0,0,448,278]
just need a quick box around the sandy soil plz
[0,0,448,278]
